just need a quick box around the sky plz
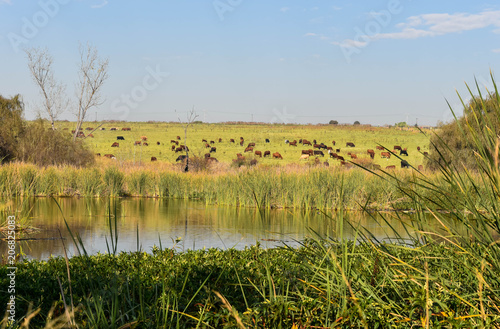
[0,0,499,126]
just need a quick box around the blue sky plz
[1,0,499,126]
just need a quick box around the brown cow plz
[85,127,93,131]
[255,151,262,157]
[264,151,271,157]
[218,138,222,142]
[367,149,375,159]
[111,142,119,147]
[302,140,312,146]
[329,152,338,159]
[141,136,148,141]
[240,140,244,146]
[302,149,313,156]
[171,145,176,150]
[206,157,219,163]
[417,146,421,151]
[157,141,160,145]
[418,165,424,171]
[289,141,297,146]
[332,140,336,145]
[177,136,181,140]
[171,140,177,143]
[230,139,235,143]
[135,141,142,146]
[122,127,131,131]
[210,147,216,153]
[175,147,184,152]
[202,139,207,143]
[346,142,355,147]
[244,146,253,153]
[95,153,101,156]
[381,152,391,159]
[247,142,255,148]
[151,157,157,161]
[104,154,115,159]
[394,145,402,151]
[143,142,149,146]
[337,156,345,161]
[324,161,330,167]
[376,146,384,150]
[273,152,283,159]
[87,134,94,138]
[110,127,117,131]
[386,165,396,170]
[350,154,358,159]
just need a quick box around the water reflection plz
[1,198,439,260]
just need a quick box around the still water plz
[2,198,426,260]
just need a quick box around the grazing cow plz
[350,154,358,159]
[210,140,215,144]
[244,146,254,153]
[117,136,125,140]
[302,149,313,156]
[394,145,402,151]
[302,140,312,146]
[176,155,188,162]
[87,134,94,138]
[376,146,384,150]
[332,140,336,146]
[336,148,341,153]
[330,152,338,159]
[285,139,289,144]
[96,153,101,156]
[248,142,255,148]
[210,147,217,153]
[219,138,222,142]
[122,127,131,131]
[177,136,181,140]
[401,160,410,168]
[273,152,283,159]
[423,152,429,156]
[171,140,177,143]
[206,157,219,163]
[386,165,396,170]
[240,140,244,146]
[236,153,244,160]
[314,150,324,157]
[381,152,391,159]
[346,142,355,147]
[175,147,184,152]
[265,138,270,143]
[230,139,235,143]
[299,154,309,160]
[202,139,207,143]
[157,141,161,145]
[313,139,317,144]
[205,153,211,158]
[205,143,211,148]
[337,156,345,161]
[417,146,421,151]
[264,151,271,157]
[86,127,93,131]
[100,128,105,130]
[289,141,297,146]
[171,145,176,150]
[110,127,117,131]
[313,144,321,149]
[141,136,148,141]
[111,142,119,147]
[299,139,303,144]
[104,154,115,159]
[151,157,157,162]
[249,159,258,166]
[418,165,424,171]
[255,151,262,157]
[143,142,149,146]
[400,149,408,156]
[367,149,375,159]
[240,137,244,140]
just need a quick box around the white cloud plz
[0,0,12,4]
[493,49,500,53]
[280,7,290,13]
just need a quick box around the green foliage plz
[395,121,407,127]
[329,119,338,125]
[16,119,95,167]
[0,94,25,163]
[353,120,360,125]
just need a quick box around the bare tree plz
[25,47,68,130]
[177,107,199,172]
[73,43,109,141]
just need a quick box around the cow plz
[157,141,161,145]
[386,165,396,170]
[86,127,93,131]
[285,139,289,144]
[122,127,131,131]
[87,134,94,138]
[177,136,181,140]
[302,140,312,146]
[314,150,324,157]
[376,146,384,150]
[100,128,106,130]
[418,165,424,171]
[346,142,355,147]
[133,141,140,146]
[230,139,235,143]
[244,146,254,153]
[381,152,391,159]
[151,157,157,162]
[202,139,207,143]
[332,140,336,146]
[265,138,270,143]
[111,142,119,147]
[401,160,410,168]
[205,153,211,158]
[171,140,177,143]
[367,149,375,159]
[117,136,125,140]
[264,151,271,157]
[273,152,283,159]
[247,142,255,148]
[176,155,188,162]
[141,136,148,141]
[110,127,117,131]
[337,156,345,161]
[96,153,101,156]
[336,149,341,153]
[400,149,408,156]
[104,154,115,159]
[210,140,215,144]
[218,138,222,142]
[240,140,244,146]
[313,144,321,149]
[302,149,313,156]
[249,159,258,166]
[255,151,262,157]
[205,143,211,148]
[394,145,402,151]
[329,152,338,159]
[206,157,219,163]
[423,152,429,156]
[417,146,421,151]
[175,147,184,153]
[210,147,217,153]
[299,154,309,160]
[350,154,358,159]
[171,145,176,151]
[143,142,149,146]
[236,153,244,160]
[324,161,330,167]
[240,137,244,140]
[289,141,297,146]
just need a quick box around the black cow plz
[210,147,217,153]
[117,136,125,140]
[400,149,408,156]
[265,138,270,143]
[401,160,410,168]
[313,150,324,157]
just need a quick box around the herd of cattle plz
[84,127,425,170]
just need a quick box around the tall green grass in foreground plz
[2,76,500,328]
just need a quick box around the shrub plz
[0,94,25,163]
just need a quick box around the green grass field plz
[58,121,432,169]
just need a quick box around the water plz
[2,198,427,260]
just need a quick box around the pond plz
[2,197,435,260]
